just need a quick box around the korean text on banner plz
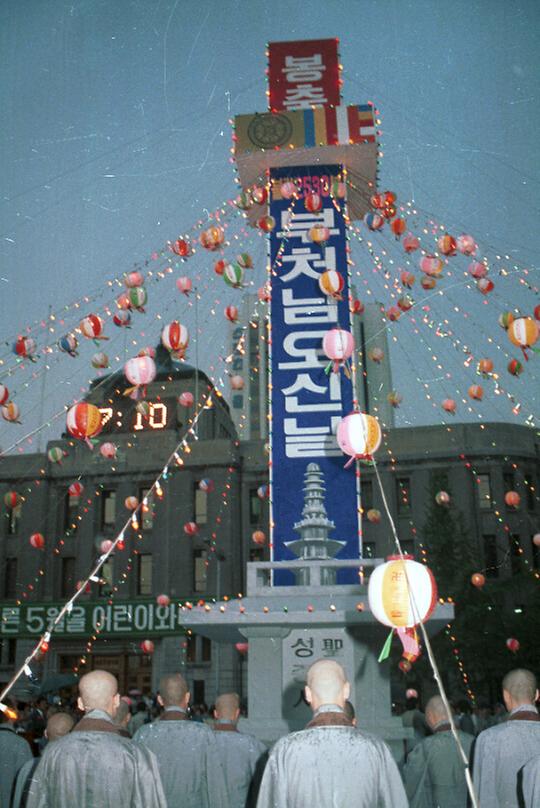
[268,39,341,112]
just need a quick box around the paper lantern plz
[0,384,9,406]
[156,594,170,607]
[420,255,443,277]
[237,252,253,269]
[183,522,199,536]
[250,186,267,205]
[199,226,224,250]
[124,356,156,397]
[125,496,139,510]
[99,442,117,460]
[117,292,131,310]
[162,321,189,355]
[499,312,514,329]
[124,271,144,288]
[80,314,106,340]
[176,276,192,295]
[13,336,37,359]
[381,203,397,220]
[100,540,114,554]
[386,306,401,322]
[406,688,418,700]
[437,234,457,256]
[252,530,266,545]
[319,270,344,300]
[257,484,269,500]
[113,310,131,328]
[140,640,155,654]
[442,398,457,414]
[397,296,414,312]
[322,329,354,374]
[391,218,406,238]
[399,660,412,673]
[280,181,297,199]
[309,225,331,244]
[421,276,437,290]
[178,391,194,407]
[47,447,65,464]
[127,287,147,311]
[30,532,45,550]
[171,238,191,257]
[235,191,252,210]
[507,317,539,350]
[368,347,384,363]
[468,385,483,401]
[435,491,450,506]
[504,491,520,508]
[400,270,416,288]
[305,192,323,212]
[457,234,476,255]
[477,278,494,295]
[4,491,20,509]
[91,352,109,369]
[337,413,382,466]
[257,216,276,233]
[225,305,239,322]
[363,212,384,231]
[258,284,271,302]
[366,509,381,524]
[368,556,438,628]
[532,534,540,548]
[198,479,214,493]
[471,573,485,588]
[214,259,229,276]
[506,638,520,654]
[58,334,79,357]
[508,359,523,376]
[230,375,244,390]
[478,358,493,375]
[223,262,245,289]
[2,402,20,423]
[534,304,540,321]
[66,403,102,443]
[235,642,249,655]
[68,482,84,501]
[468,261,488,279]
[402,235,420,254]
[351,298,364,315]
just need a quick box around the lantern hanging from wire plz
[336,412,382,468]
[322,328,354,376]
[124,355,156,400]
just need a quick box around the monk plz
[256,659,408,807]
[0,700,32,808]
[213,692,267,807]
[473,668,540,807]
[134,672,229,808]
[25,670,166,807]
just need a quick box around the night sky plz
[1,0,539,454]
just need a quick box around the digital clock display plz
[98,401,173,433]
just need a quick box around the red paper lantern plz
[468,385,483,401]
[156,594,171,607]
[305,192,323,213]
[402,235,420,254]
[437,234,457,256]
[183,522,199,536]
[30,532,45,549]
[140,639,155,654]
[508,359,523,376]
[506,638,520,653]
[257,216,276,233]
[178,391,194,407]
[477,278,494,295]
[68,482,84,500]
[442,398,457,414]
[471,573,485,588]
[252,530,266,545]
[351,298,364,315]
[4,491,20,509]
[504,491,520,508]
[391,218,407,238]
[0,384,9,406]
[214,259,229,276]
[171,238,191,257]
[225,306,239,323]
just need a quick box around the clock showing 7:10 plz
[98,401,171,433]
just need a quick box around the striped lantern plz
[236,252,253,269]
[421,276,437,290]
[437,234,457,256]
[13,336,37,359]
[128,287,147,311]
[456,234,476,255]
[336,412,382,467]
[309,225,331,245]
[47,447,65,464]
[140,640,155,654]
[183,522,199,536]
[507,359,523,376]
[176,276,192,295]
[468,385,484,401]
[178,391,194,407]
[257,216,276,233]
[171,238,191,257]
[0,384,9,406]
[124,356,156,389]
[125,496,139,510]
[468,261,488,279]
[113,310,131,328]
[66,403,102,442]
[91,352,109,369]
[257,484,269,499]
[477,278,494,294]
[198,479,214,493]
[400,270,416,288]
[420,255,443,277]
[58,334,79,356]
[499,312,514,329]
[223,262,245,288]
[507,317,539,351]
[162,321,189,354]
[2,402,20,423]
[442,398,457,414]
[225,305,239,322]
[29,533,46,550]
[363,212,384,231]
[4,491,20,509]
[322,328,355,374]
[305,192,323,212]
[80,314,106,340]
[368,556,438,628]
[199,226,225,250]
[250,186,267,205]
[402,235,420,254]
[319,270,344,300]
[99,442,117,459]
[124,271,144,288]
[68,482,84,501]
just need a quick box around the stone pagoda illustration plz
[285,462,346,585]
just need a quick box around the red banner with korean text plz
[268,39,341,112]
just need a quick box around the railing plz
[246,558,382,595]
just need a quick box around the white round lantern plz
[368,555,438,628]
[322,328,355,374]
[336,412,382,467]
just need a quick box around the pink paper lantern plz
[178,391,194,407]
[156,594,171,607]
[322,328,355,374]
[140,640,155,654]
[176,276,192,295]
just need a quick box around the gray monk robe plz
[256,705,408,808]
[519,753,540,808]
[402,722,474,808]
[473,706,540,808]
[25,709,166,808]
[0,725,32,808]
[135,706,229,808]
[214,720,267,808]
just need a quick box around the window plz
[185,634,211,663]
[7,501,22,535]
[477,474,492,510]
[396,478,411,512]
[4,558,17,599]
[139,488,154,532]
[201,637,212,662]
[532,536,540,570]
[503,472,515,493]
[100,559,114,597]
[193,549,208,593]
[362,542,376,559]
[1,639,16,666]
[186,633,196,663]
[194,484,208,525]
[192,680,205,704]
[483,535,498,578]
[137,554,152,596]
[510,535,522,575]
[361,480,373,511]
[61,557,76,598]
[249,489,262,525]
[63,491,79,534]
[100,490,117,530]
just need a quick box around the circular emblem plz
[248,113,293,149]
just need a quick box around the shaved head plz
[78,670,119,715]
[159,673,189,708]
[46,712,74,742]
[215,693,240,721]
[305,660,350,711]
[425,696,449,729]
[502,669,538,707]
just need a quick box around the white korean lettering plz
[282,288,338,325]
[282,55,325,83]
[284,416,342,458]
[278,331,325,370]
[1,607,21,634]
[283,85,328,109]
[282,372,342,413]
[277,210,337,246]
[65,606,86,633]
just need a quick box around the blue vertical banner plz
[269,164,361,583]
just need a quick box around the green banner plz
[0,600,186,639]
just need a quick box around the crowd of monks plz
[0,661,539,807]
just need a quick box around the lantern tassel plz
[324,362,333,376]
[396,626,421,663]
[378,630,394,663]
[521,346,529,362]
